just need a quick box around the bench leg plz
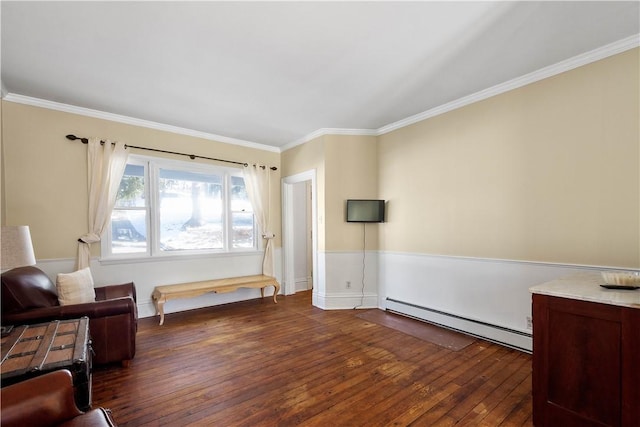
[153,296,166,326]
[158,301,166,326]
[260,284,279,303]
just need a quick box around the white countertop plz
[530,271,640,309]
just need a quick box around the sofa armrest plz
[61,297,137,318]
[75,408,119,427]
[1,370,82,427]
[2,297,136,326]
[95,282,137,303]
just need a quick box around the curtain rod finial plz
[66,134,89,144]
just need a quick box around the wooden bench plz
[151,275,280,325]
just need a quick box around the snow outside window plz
[104,156,256,259]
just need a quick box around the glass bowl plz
[601,270,640,286]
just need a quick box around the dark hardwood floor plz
[92,291,533,426]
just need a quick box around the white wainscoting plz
[315,251,379,310]
[378,252,617,352]
[294,276,312,292]
[36,250,282,320]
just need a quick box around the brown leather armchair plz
[1,369,118,427]
[1,266,137,366]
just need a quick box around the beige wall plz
[4,48,638,269]
[280,135,326,180]
[281,134,378,252]
[324,135,378,251]
[1,102,281,260]
[379,48,640,268]
[281,135,326,250]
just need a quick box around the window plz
[104,155,256,258]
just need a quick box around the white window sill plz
[99,250,263,266]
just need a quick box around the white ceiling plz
[2,1,639,150]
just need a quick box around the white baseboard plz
[386,298,532,352]
[379,252,615,352]
[318,251,379,309]
[295,277,311,292]
[314,293,378,310]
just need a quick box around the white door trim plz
[282,170,318,301]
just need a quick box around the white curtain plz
[244,164,275,277]
[76,138,129,270]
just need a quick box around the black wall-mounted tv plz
[346,199,385,223]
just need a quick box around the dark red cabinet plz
[532,294,640,427]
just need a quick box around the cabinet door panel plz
[547,308,621,426]
[532,294,635,427]
[621,308,640,426]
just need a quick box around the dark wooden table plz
[1,317,92,411]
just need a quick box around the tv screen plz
[346,199,385,223]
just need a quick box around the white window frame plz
[101,154,258,261]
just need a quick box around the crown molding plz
[281,127,378,152]
[283,34,639,148]
[376,34,640,136]
[1,93,281,153]
[4,34,637,153]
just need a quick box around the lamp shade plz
[1,226,36,271]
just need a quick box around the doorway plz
[291,181,312,292]
[282,170,318,302]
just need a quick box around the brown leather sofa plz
[1,266,137,366]
[1,369,118,427]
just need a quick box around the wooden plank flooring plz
[92,291,532,426]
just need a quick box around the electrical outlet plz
[346,281,351,289]
[526,316,533,330]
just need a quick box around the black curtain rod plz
[66,134,277,170]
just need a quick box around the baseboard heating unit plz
[385,298,532,353]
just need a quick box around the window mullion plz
[148,162,159,256]
[223,172,231,251]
